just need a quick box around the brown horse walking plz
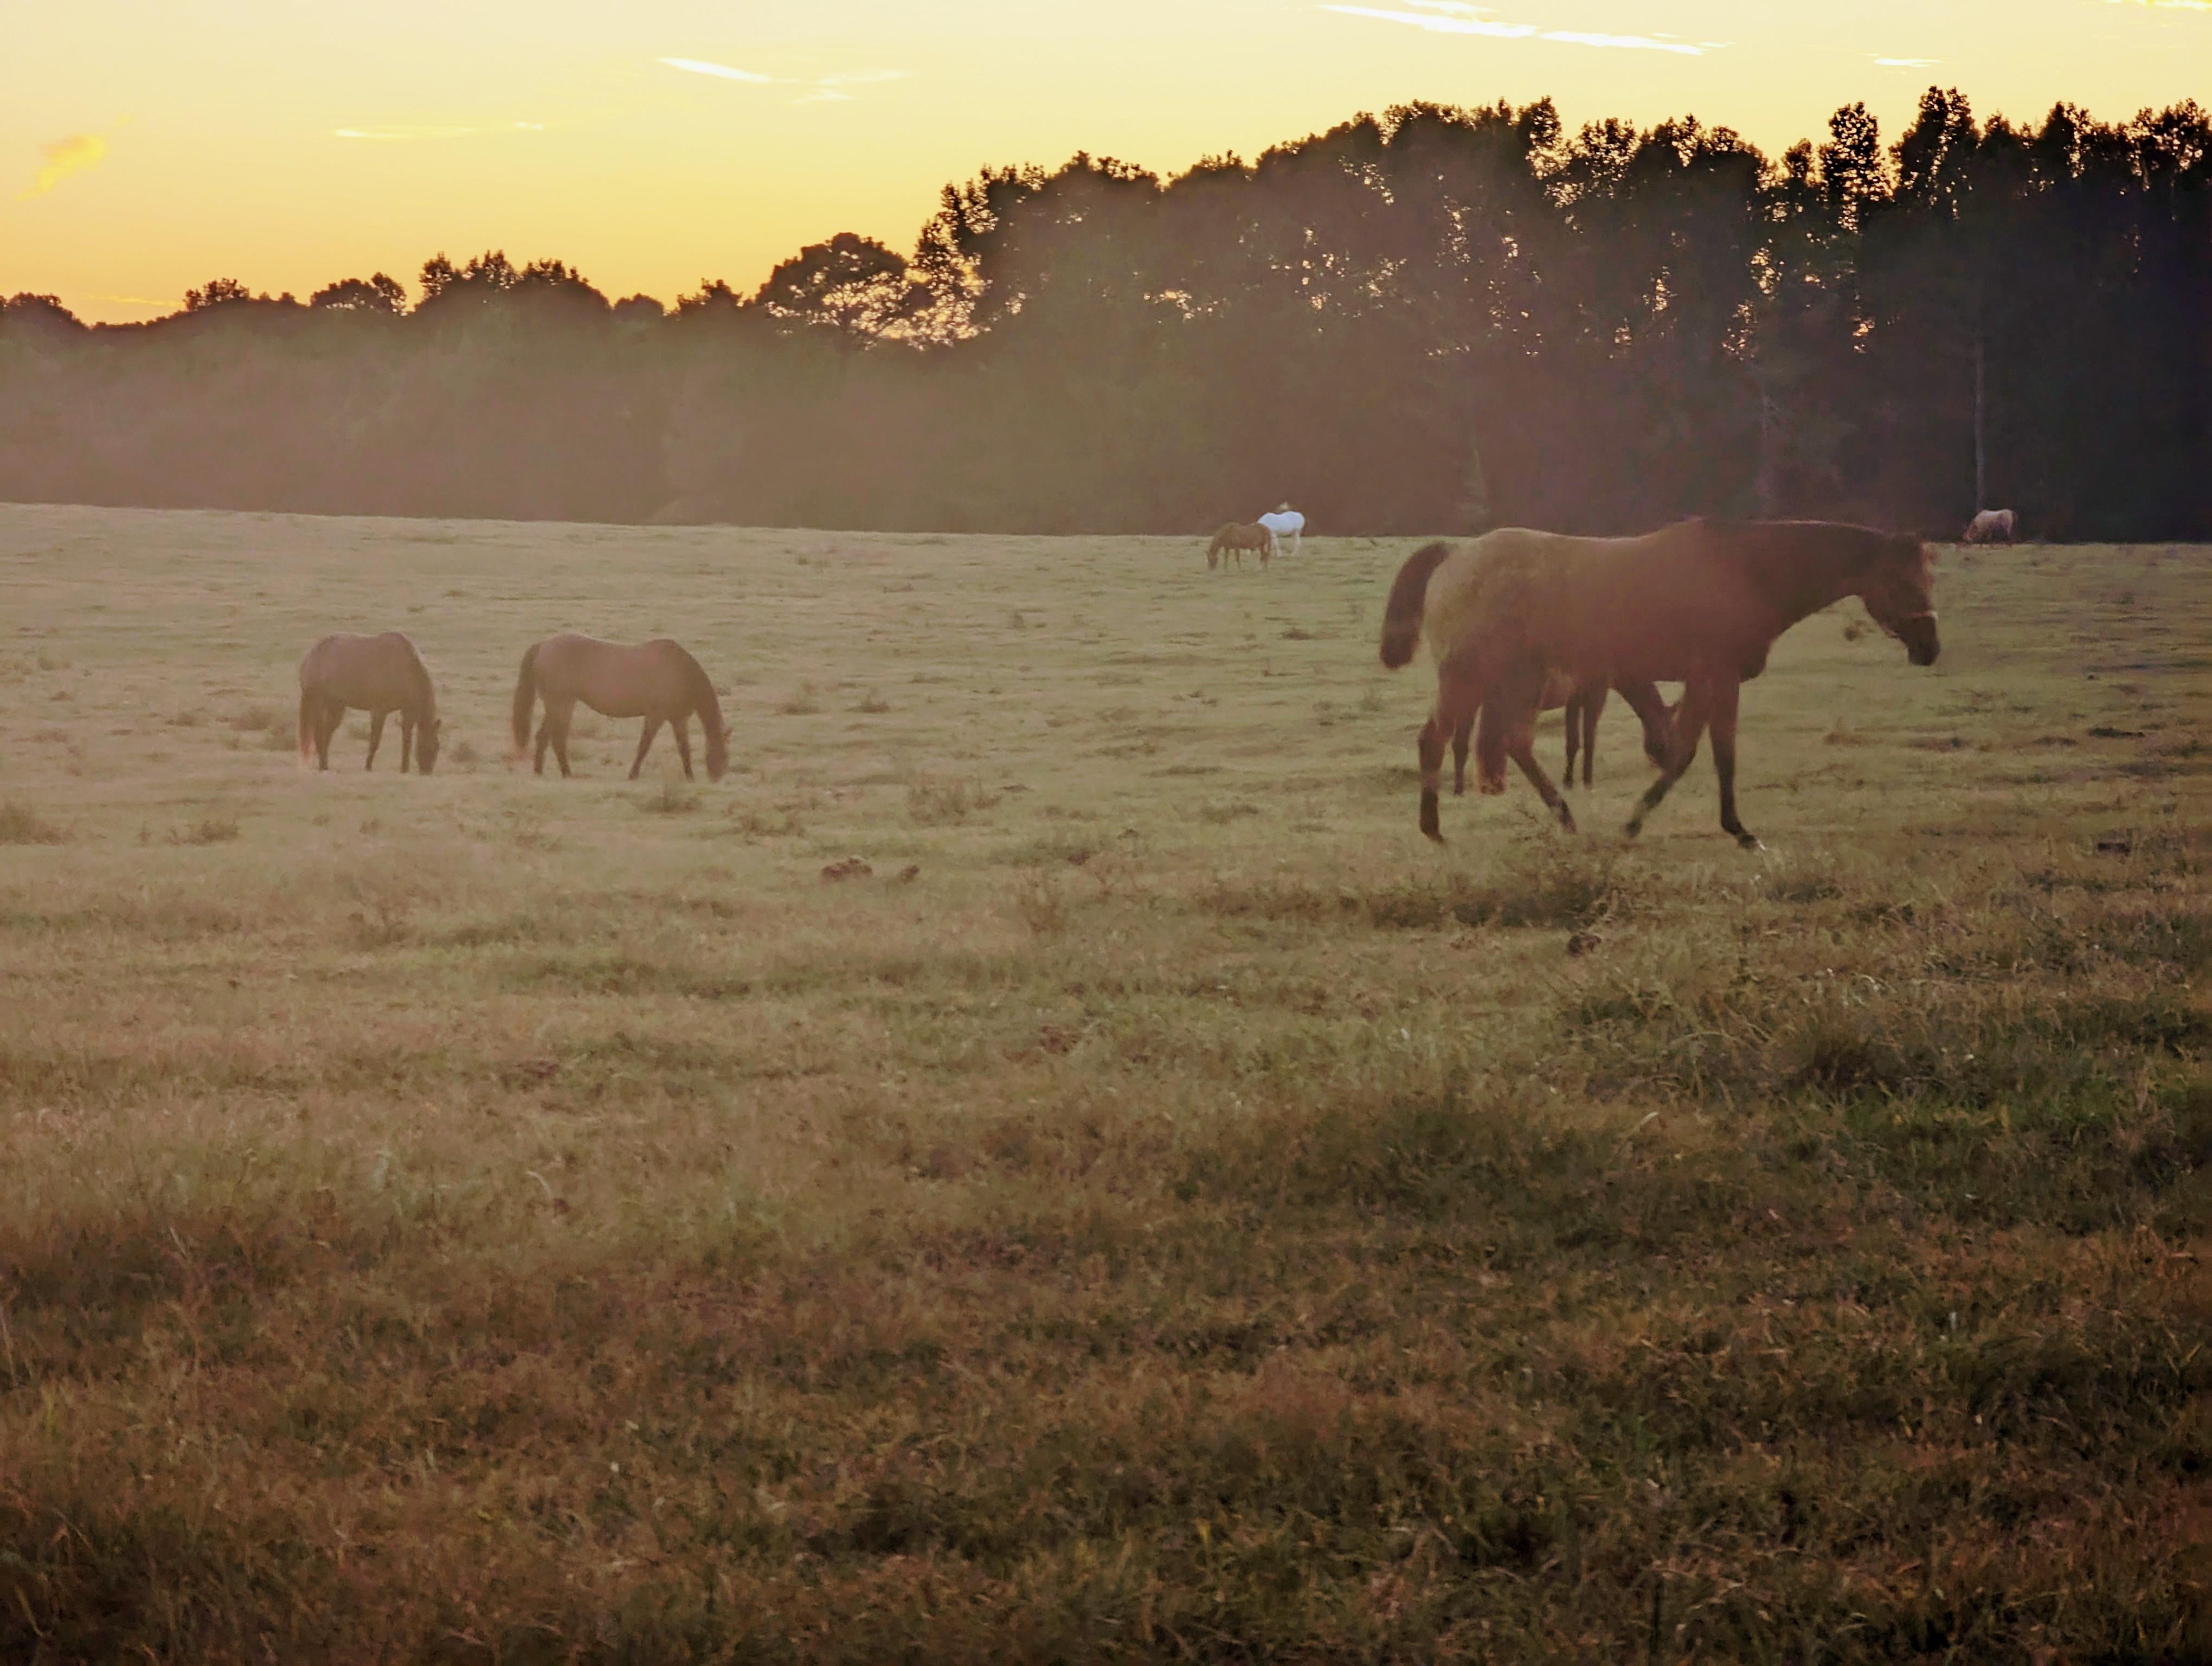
[298,632,442,773]
[1380,518,1939,846]
[511,635,729,781]
[1449,669,1673,795]
[1207,522,1272,570]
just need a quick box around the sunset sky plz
[9,1,2210,324]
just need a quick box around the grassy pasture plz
[0,502,2207,1663]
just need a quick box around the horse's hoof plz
[1623,819,1644,841]
[1735,832,1764,851]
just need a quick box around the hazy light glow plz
[1323,2,1711,53]
[7,1,2209,324]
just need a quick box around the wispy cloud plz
[17,131,112,201]
[1321,1,1714,54]
[658,56,775,84]
[332,121,546,141]
[658,57,909,102]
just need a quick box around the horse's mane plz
[395,634,437,716]
[679,645,728,778]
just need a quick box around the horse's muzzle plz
[1896,612,1940,666]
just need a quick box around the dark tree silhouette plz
[311,274,408,313]
[3,90,2205,536]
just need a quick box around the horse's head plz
[705,725,729,783]
[416,715,443,773]
[1862,537,1940,667]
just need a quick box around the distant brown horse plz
[1380,518,1939,847]
[298,632,441,773]
[1449,669,1674,795]
[1207,522,1272,570]
[511,636,729,781]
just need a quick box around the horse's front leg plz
[399,713,415,774]
[1486,699,1575,832]
[1451,708,1474,796]
[672,717,694,781]
[364,709,388,771]
[1625,679,1712,840]
[1580,687,1606,787]
[628,718,662,780]
[1706,677,1758,849]
[1616,680,1673,770]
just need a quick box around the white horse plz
[1963,508,2017,544]
[1257,505,1304,559]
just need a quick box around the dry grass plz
[0,505,2205,1661]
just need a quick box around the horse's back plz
[300,631,428,703]
[531,633,703,716]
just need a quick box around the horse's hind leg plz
[1419,652,1484,842]
[364,709,388,771]
[534,697,574,777]
[1625,680,1712,840]
[628,718,663,780]
[1451,708,1474,796]
[550,707,575,778]
[672,717,694,781]
[1563,693,1583,787]
[311,699,339,770]
[1418,712,1449,842]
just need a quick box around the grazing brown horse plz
[511,635,729,781]
[1448,669,1674,795]
[297,632,442,773]
[1207,522,1272,570]
[1380,518,1938,847]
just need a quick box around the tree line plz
[3,87,2206,539]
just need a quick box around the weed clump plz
[166,815,241,846]
[908,776,1000,825]
[0,800,68,845]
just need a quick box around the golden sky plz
[8,0,2209,324]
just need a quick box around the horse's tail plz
[297,687,316,766]
[685,651,729,782]
[1379,541,1454,669]
[510,641,541,761]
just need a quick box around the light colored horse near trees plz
[1380,518,1939,847]
[297,632,441,773]
[1963,508,2017,543]
[1258,506,1304,558]
[511,635,729,781]
[1207,523,1272,569]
